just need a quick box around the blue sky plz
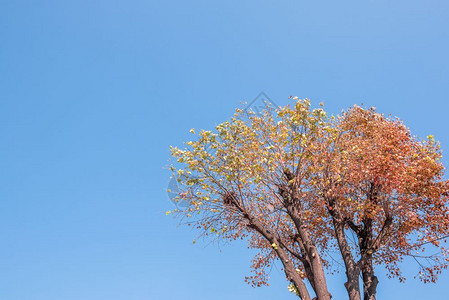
[1,0,448,299]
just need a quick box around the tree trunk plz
[289,212,332,300]
[278,176,332,300]
[333,221,361,300]
[327,197,361,300]
[238,206,312,300]
[277,248,312,300]
[361,256,378,300]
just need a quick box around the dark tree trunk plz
[278,173,332,300]
[325,196,362,300]
[361,256,378,300]
[233,200,312,300]
[288,212,332,300]
[333,221,362,300]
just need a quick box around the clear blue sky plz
[1,1,448,299]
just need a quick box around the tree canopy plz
[168,99,449,300]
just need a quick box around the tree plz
[168,98,449,300]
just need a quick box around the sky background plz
[1,0,449,299]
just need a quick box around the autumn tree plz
[168,99,449,300]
